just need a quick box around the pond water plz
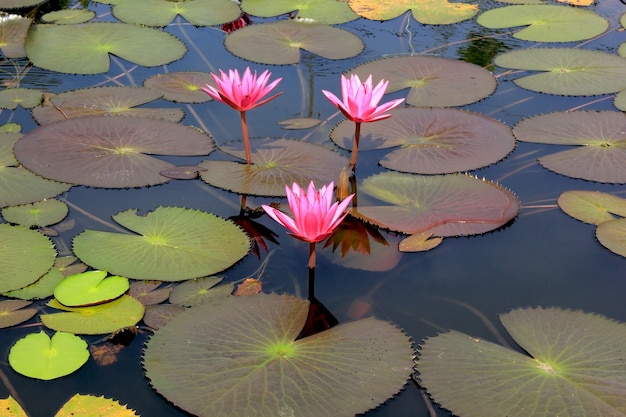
[1,0,626,416]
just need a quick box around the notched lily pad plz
[0,87,42,109]
[241,0,358,24]
[0,13,31,58]
[54,270,130,307]
[278,117,321,130]
[558,190,626,225]
[0,300,37,328]
[113,0,241,27]
[596,218,626,258]
[129,281,172,306]
[2,198,68,227]
[348,0,478,24]
[168,276,231,306]
[41,9,95,24]
[55,394,140,417]
[143,72,215,103]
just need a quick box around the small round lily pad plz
[54,270,130,307]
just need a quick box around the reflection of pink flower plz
[202,67,282,112]
[221,13,252,34]
[262,181,354,243]
[322,74,404,123]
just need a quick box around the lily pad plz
[24,22,186,74]
[477,5,608,42]
[224,20,364,65]
[278,117,321,130]
[168,276,231,306]
[330,108,515,174]
[0,0,45,8]
[615,89,626,112]
[41,9,95,24]
[0,13,30,58]
[398,231,443,252]
[55,394,140,417]
[494,48,626,96]
[143,304,185,330]
[199,138,349,196]
[54,270,130,307]
[3,267,66,300]
[241,0,358,24]
[0,300,37,328]
[417,307,626,417]
[13,115,214,188]
[0,223,56,293]
[513,111,626,183]
[112,0,241,27]
[348,0,478,24]
[558,190,626,225]
[9,331,89,380]
[596,218,626,258]
[0,396,25,417]
[144,293,414,417]
[350,55,496,107]
[0,87,42,109]
[2,199,68,227]
[143,72,215,103]
[42,295,145,335]
[73,206,250,281]
[129,281,172,305]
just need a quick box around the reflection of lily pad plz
[54,270,129,307]
[14,116,214,188]
[596,218,626,258]
[0,87,42,109]
[331,108,515,174]
[477,5,608,42]
[73,207,250,281]
[0,300,37,328]
[241,0,358,24]
[418,307,626,417]
[2,199,68,227]
[113,0,241,26]
[350,56,496,107]
[199,138,349,196]
[0,13,30,58]
[24,22,186,74]
[143,72,215,103]
[225,20,364,65]
[513,111,626,183]
[558,190,626,225]
[144,293,413,417]
[348,0,478,24]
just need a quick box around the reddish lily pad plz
[331,108,515,174]
[143,72,215,103]
[513,111,626,183]
[129,281,172,306]
[0,300,37,328]
[159,165,207,180]
[168,276,232,306]
[143,304,185,330]
[558,191,626,225]
[0,13,31,58]
[13,116,215,188]
[348,0,478,24]
[350,56,496,107]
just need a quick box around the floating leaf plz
[558,190,626,225]
[14,116,214,188]
[417,307,626,417]
[278,117,321,130]
[0,300,37,328]
[1,0,45,8]
[350,56,496,107]
[0,224,56,293]
[0,13,30,58]
[331,108,515,174]
[41,9,95,24]
[159,165,207,180]
[225,20,364,65]
[399,231,443,252]
[144,293,414,417]
[513,111,626,183]
[199,138,348,196]
[2,199,68,227]
[55,394,140,417]
[42,295,145,335]
[494,48,626,96]
[54,270,130,307]
[0,87,42,109]
[241,0,358,24]
[143,72,215,103]
[129,281,172,306]
[615,89,626,112]
[169,276,231,306]
[73,207,250,281]
[477,5,608,42]
[0,396,26,417]
[233,278,263,297]
[348,0,478,24]
[3,267,66,300]
[143,304,185,330]
[113,0,241,26]
[0,123,21,133]
[9,331,89,380]
[596,218,626,258]
[24,22,186,74]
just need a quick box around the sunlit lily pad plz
[225,20,364,65]
[73,206,250,281]
[55,394,140,417]
[353,172,518,236]
[1,0,45,8]
[41,9,95,24]
[144,293,414,417]
[596,218,626,258]
[494,48,626,96]
[143,72,215,103]
[399,231,443,252]
[350,56,496,107]
[418,307,626,417]
[42,295,145,335]
[113,0,241,26]
[9,331,89,380]
[54,270,130,307]
[477,5,608,42]
[3,267,65,300]
[32,86,183,124]
[199,138,349,196]
[331,108,515,173]
[24,22,186,74]
[2,199,68,227]
[558,190,626,225]
[0,396,25,417]
[241,0,358,24]
[513,111,626,183]
[129,281,172,305]
[0,300,37,328]
[168,276,232,306]
[348,0,478,24]
[0,13,30,58]
[14,116,214,188]
[615,89,626,112]
[0,87,42,109]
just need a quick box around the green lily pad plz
[0,223,56,293]
[113,0,241,26]
[348,0,478,24]
[558,190,626,225]
[41,9,95,24]
[24,22,186,74]
[168,276,231,306]
[3,267,66,300]
[0,87,42,109]
[1,0,45,8]
[278,117,321,130]
[199,138,348,196]
[0,300,37,328]
[417,307,626,417]
[224,20,364,65]
[596,218,626,258]
[0,123,21,133]
[143,72,215,103]
[2,199,68,227]
[13,115,214,188]
[494,48,626,96]
[513,111,626,183]
[144,293,414,417]
[9,331,89,380]
[241,0,358,24]
[42,295,145,335]
[129,281,172,306]
[330,108,515,174]
[73,206,250,281]
[477,5,608,42]
[350,55,496,107]
[0,13,30,58]
[54,270,130,307]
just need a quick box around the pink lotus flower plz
[262,181,354,244]
[202,67,282,112]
